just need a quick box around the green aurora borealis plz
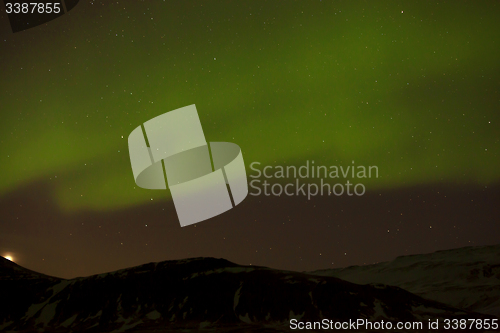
[1,1,500,278]
[1,1,498,211]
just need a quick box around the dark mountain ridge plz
[0,256,495,332]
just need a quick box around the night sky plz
[0,0,499,279]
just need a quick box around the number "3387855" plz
[5,2,62,14]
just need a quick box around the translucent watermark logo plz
[128,105,248,227]
[248,161,378,199]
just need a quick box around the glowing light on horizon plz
[4,255,13,262]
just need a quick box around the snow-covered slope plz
[0,256,494,332]
[311,244,500,317]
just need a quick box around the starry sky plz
[0,0,499,279]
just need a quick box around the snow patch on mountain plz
[311,244,500,316]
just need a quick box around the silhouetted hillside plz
[0,255,495,332]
